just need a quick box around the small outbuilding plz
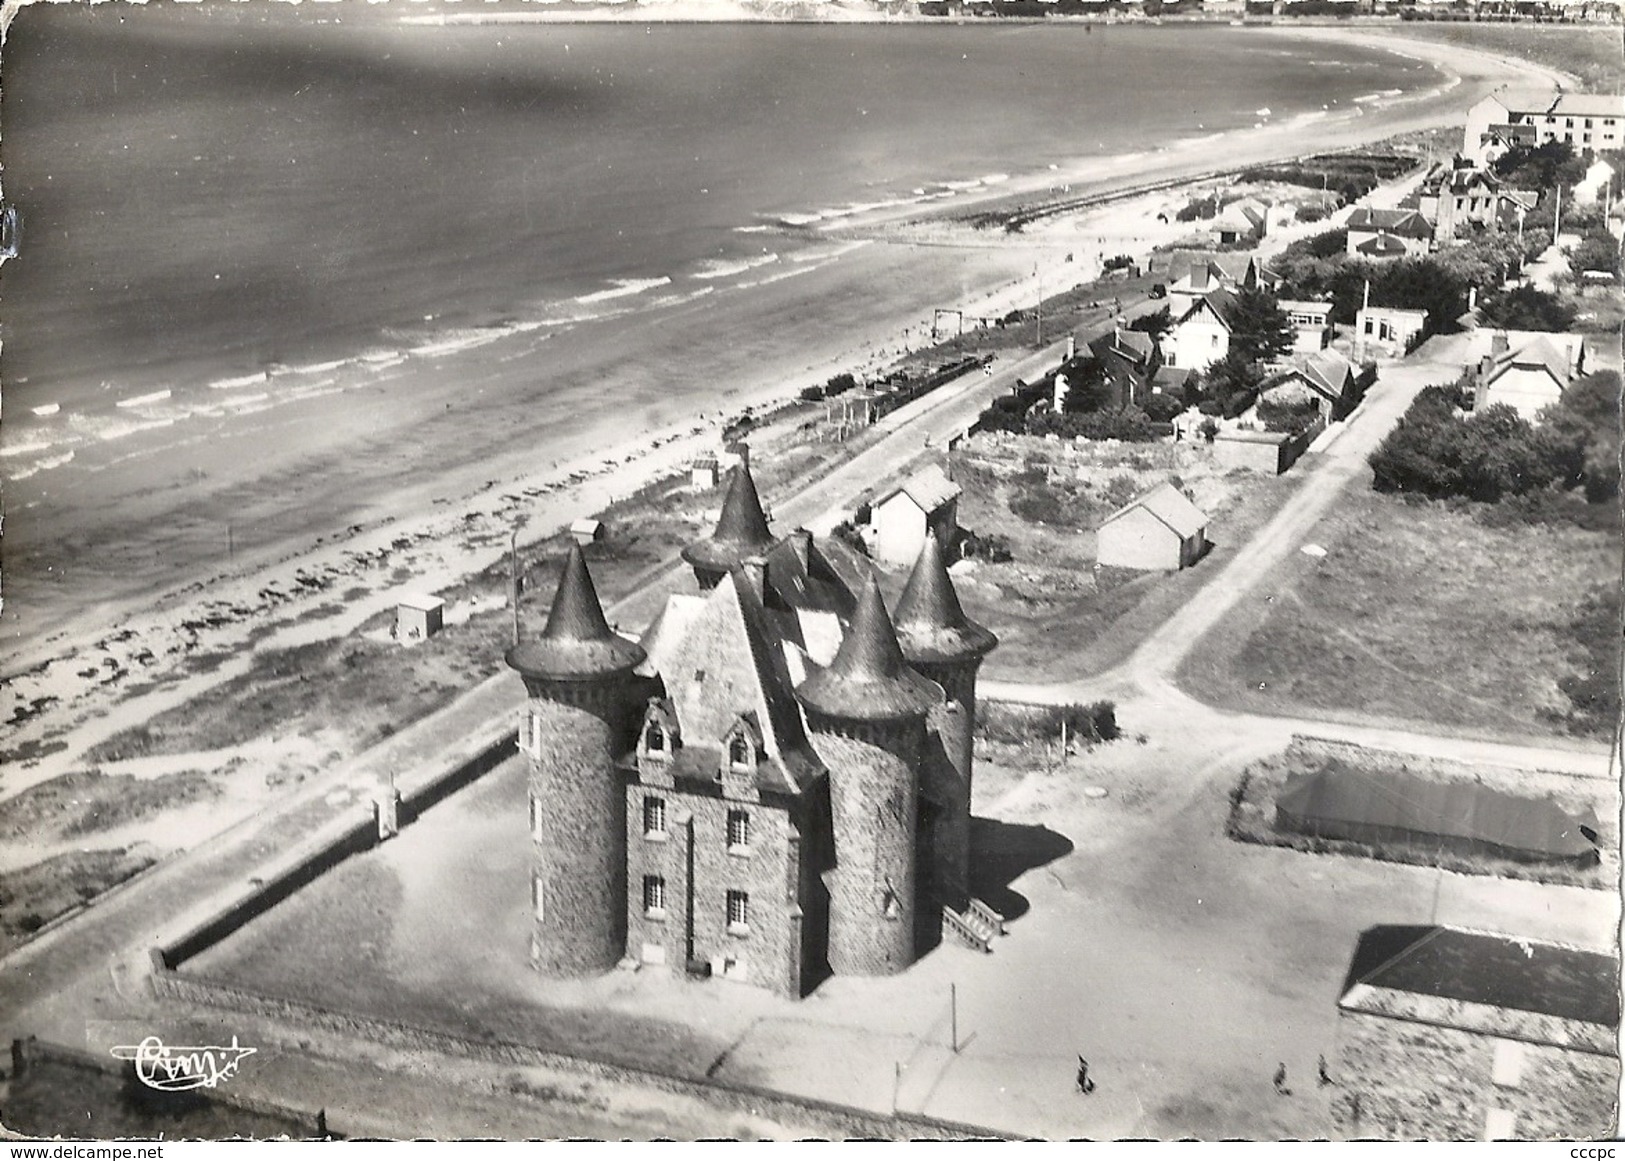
[570,518,607,547]
[396,594,445,644]
[1355,306,1429,359]
[1096,481,1208,571]
[867,464,961,567]
[690,455,720,489]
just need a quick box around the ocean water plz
[0,4,1429,480]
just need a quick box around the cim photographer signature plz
[110,1036,257,1092]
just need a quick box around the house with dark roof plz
[1258,349,1360,423]
[1096,480,1208,571]
[1345,207,1434,259]
[1413,161,1534,245]
[508,464,1001,998]
[1164,253,1266,319]
[1214,197,1271,246]
[867,463,961,567]
[1334,925,1619,1140]
[1087,325,1165,410]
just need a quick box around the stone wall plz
[1334,1009,1619,1140]
[148,965,999,1140]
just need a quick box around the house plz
[1161,285,1246,372]
[1087,325,1165,409]
[1471,333,1585,421]
[1258,349,1360,422]
[1164,253,1265,319]
[866,463,961,568]
[1344,208,1434,259]
[570,517,606,547]
[507,461,1001,997]
[1413,162,1536,245]
[1277,298,1334,354]
[1572,158,1615,206]
[1096,480,1208,571]
[395,594,444,644]
[1211,427,1305,475]
[1214,197,1270,246]
[1355,305,1429,359]
[1334,925,1619,1140]
[1463,90,1625,166]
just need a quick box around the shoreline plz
[0,22,1575,786]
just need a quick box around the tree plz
[1569,233,1620,279]
[1127,307,1171,340]
[1478,285,1577,332]
[1226,288,1294,367]
[1491,140,1587,194]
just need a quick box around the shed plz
[1212,428,1298,475]
[1276,759,1600,864]
[1356,306,1429,359]
[1096,481,1208,571]
[570,518,607,547]
[690,455,720,489]
[396,594,445,644]
[867,464,961,567]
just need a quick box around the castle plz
[504,462,999,997]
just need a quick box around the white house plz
[1278,298,1334,354]
[1472,332,1588,422]
[1463,91,1625,166]
[867,464,961,567]
[1097,481,1208,572]
[1161,286,1245,372]
[1355,306,1429,359]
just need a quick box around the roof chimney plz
[789,528,812,569]
[1491,331,1510,356]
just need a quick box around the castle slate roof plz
[894,533,998,668]
[681,462,777,575]
[796,578,939,722]
[1340,925,1619,1028]
[506,544,646,682]
[1100,481,1208,539]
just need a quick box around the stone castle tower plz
[795,578,938,976]
[893,531,997,917]
[505,544,645,977]
[679,462,776,591]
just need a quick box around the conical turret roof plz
[506,544,645,681]
[681,463,777,576]
[796,578,938,722]
[894,533,998,667]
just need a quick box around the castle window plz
[532,874,545,921]
[882,882,900,922]
[644,723,666,753]
[726,810,751,854]
[643,796,667,839]
[643,875,667,919]
[529,795,543,841]
[726,890,750,934]
[729,733,752,769]
[1490,1040,1526,1089]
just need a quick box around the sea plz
[0,3,1434,485]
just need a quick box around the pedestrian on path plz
[1076,1056,1095,1095]
[1273,1062,1291,1096]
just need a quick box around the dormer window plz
[644,723,666,754]
[729,733,752,770]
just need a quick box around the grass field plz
[1179,489,1620,741]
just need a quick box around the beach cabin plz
[570,518,607,547]
[396,594,445,644]
[690,455,721,489]
[867,464,961,567]
[1096,481,1208,572]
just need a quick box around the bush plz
[1142,392,1185,423]
[1256,396,1322,434]
[1175,195,1220,222]
[825,372,857,397]
[1028,407,1161,443]
[961,531,1013,563]
[976,699,1119,744]
[1478,285,1577,332]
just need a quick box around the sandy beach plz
[0,22,1576,795]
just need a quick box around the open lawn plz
[1179,489,1621,742]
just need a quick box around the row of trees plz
[1368,371,1620,506]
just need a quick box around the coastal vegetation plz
[1239,150,1422,203]
[1179,486,1620,741]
